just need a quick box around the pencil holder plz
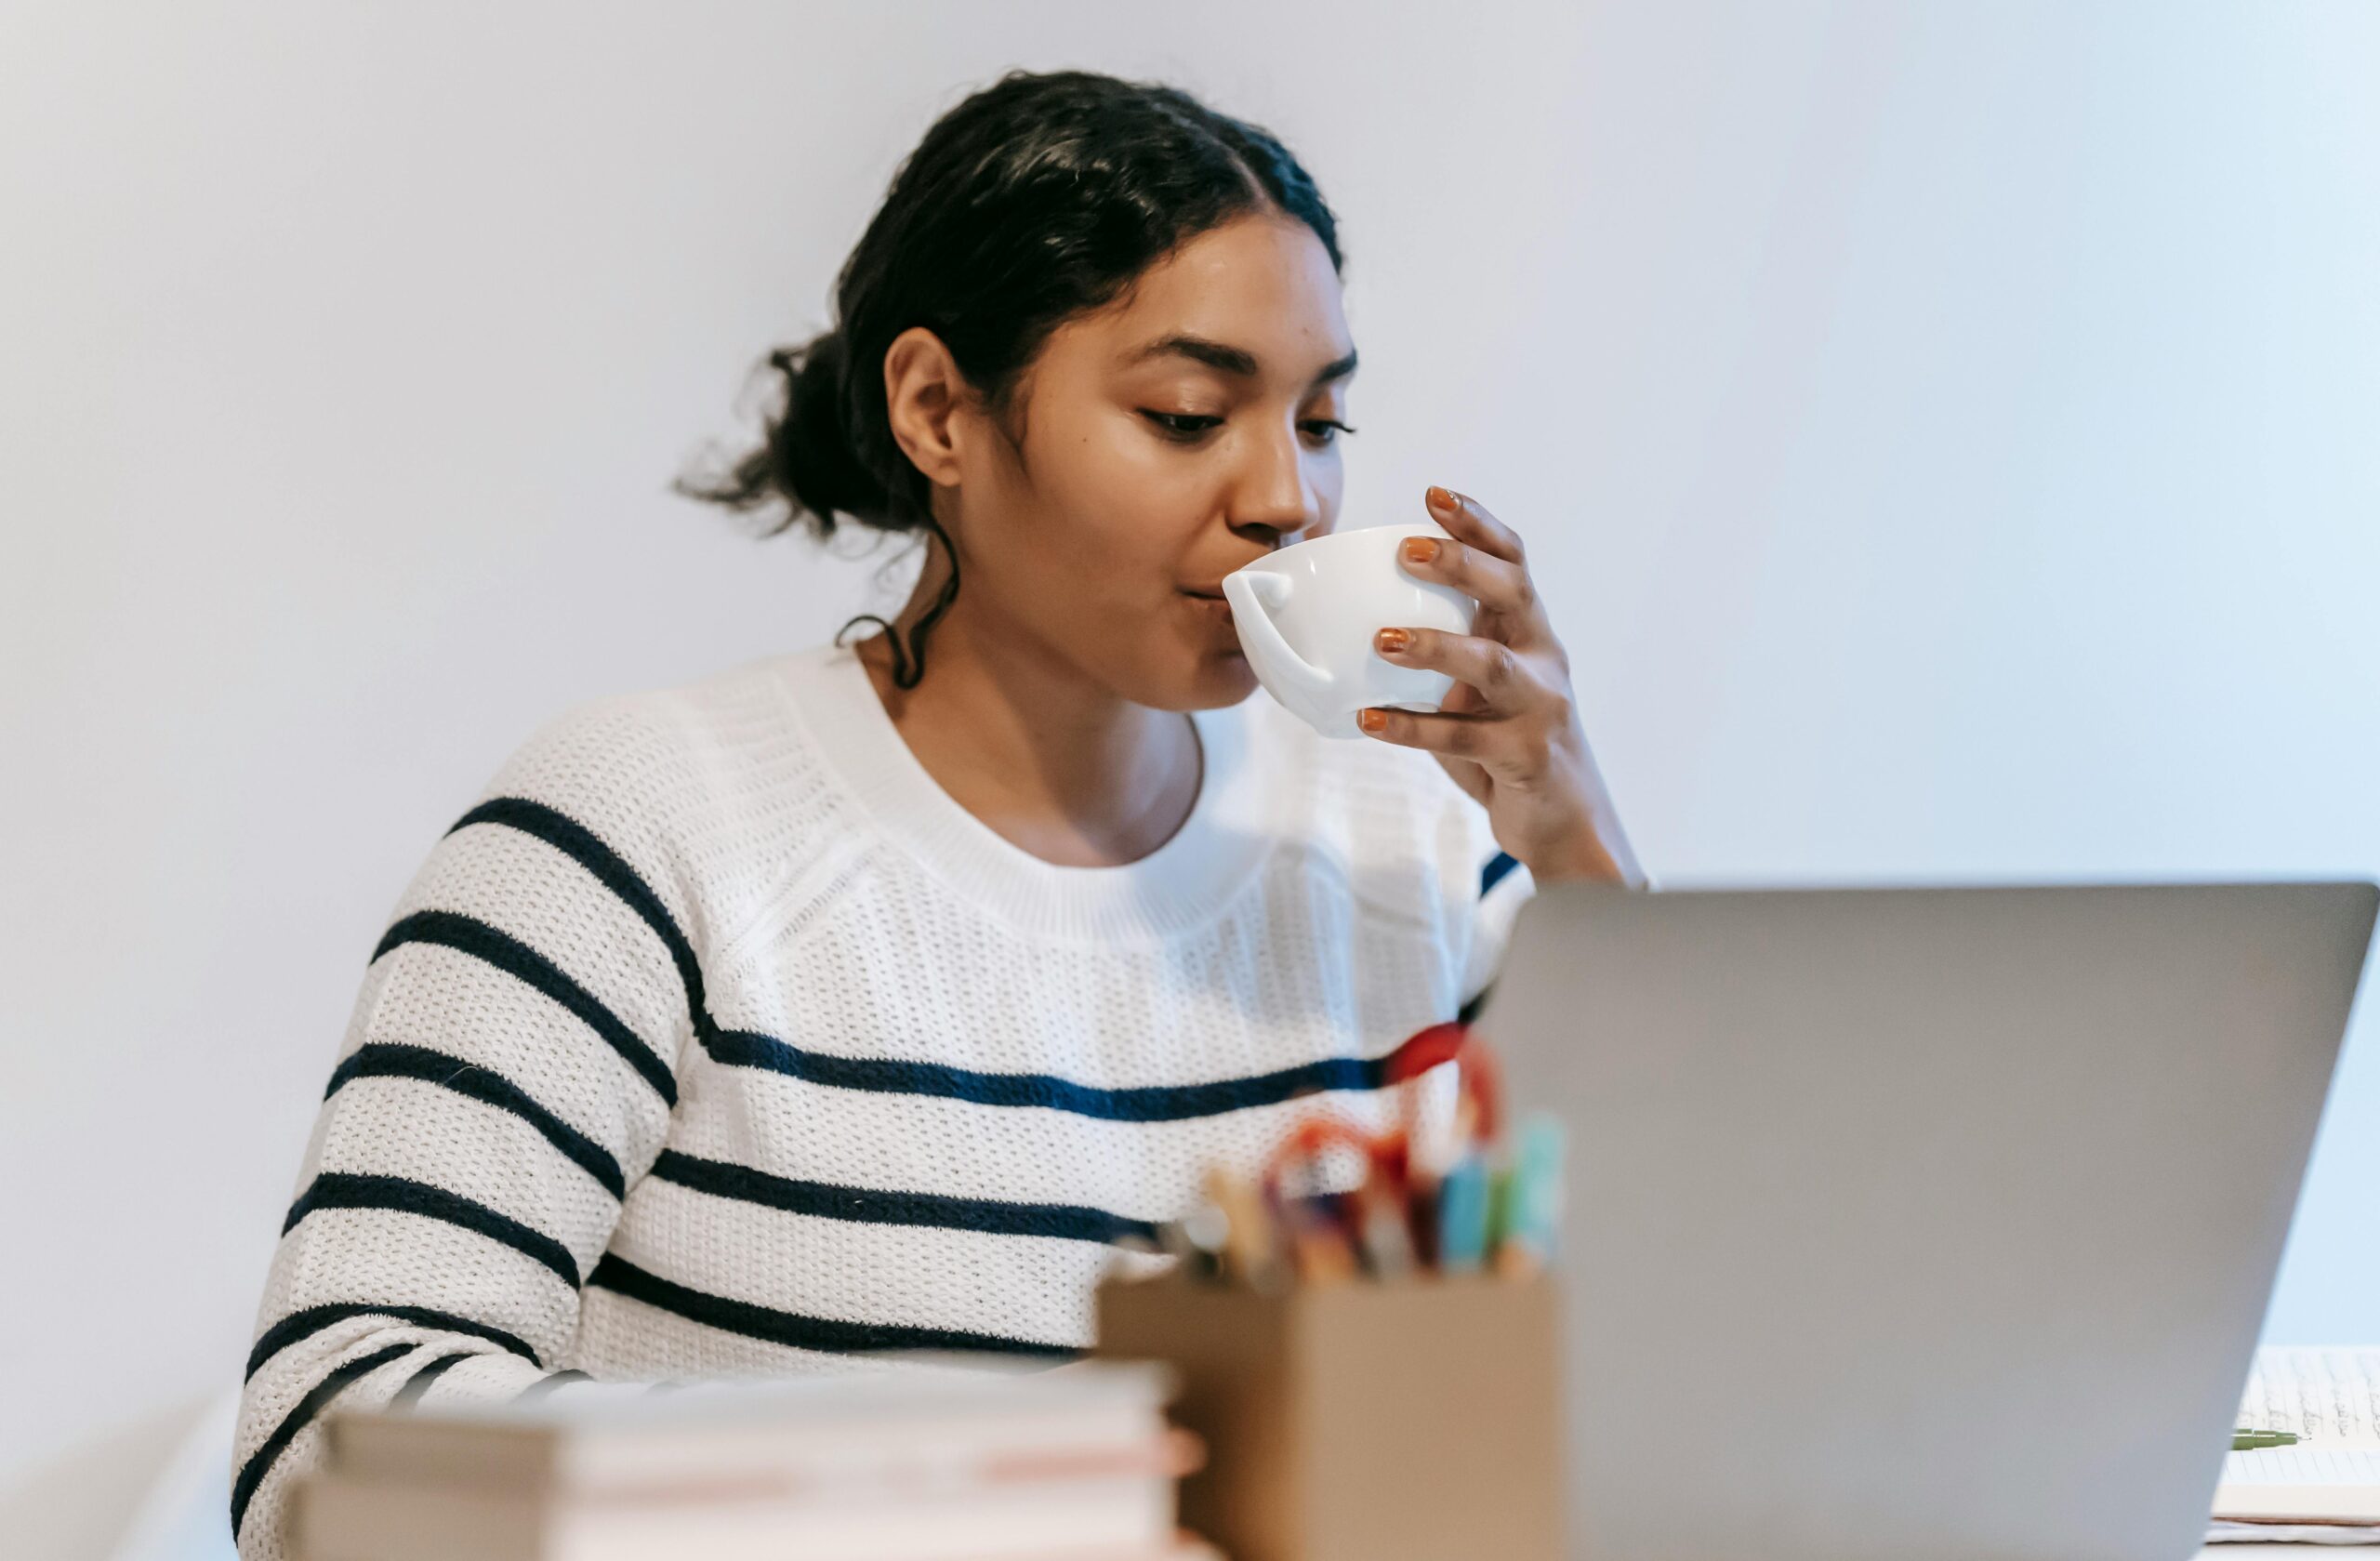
[1094,1266,1565,1561]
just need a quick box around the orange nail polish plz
[1401,536,1440,565]
[1358,708,1388,733]
[1375,627,1410,654]
[1426,485,1457,516]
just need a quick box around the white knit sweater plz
[231,640,1535,1559]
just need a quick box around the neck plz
[852,545,1202,869]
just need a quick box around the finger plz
[1425,485,1526,567]
[1355,703,1505,762]
[1397,534,1536,625]
[1373,626,1545,712]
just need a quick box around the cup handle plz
[1221,571,1337,706]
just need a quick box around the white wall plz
[4,0,2375,1530]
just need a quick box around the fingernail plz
[1375,627,1410,654]
[1401,536,1440,565]
[1426,485,1458,517]
[1357,708,1388,733]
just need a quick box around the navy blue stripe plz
[648,1149,1158,1247]
[389,1349,477,1411]
[512,1369,592,1403]
[326,1042,626,1200]
[450,797,714,1045]
[588,1253,1074,1360]
[1457,982,1494,1025]
[418,800,1494,1127]
[372,909,677,1107]
[245,1303,541,1382]
[231,1342,416,1537]
[284,1172,580,1289]
[703,1025,1430,1123]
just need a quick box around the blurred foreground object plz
[1097,1030,1565,1561]
[291,1359,1214,1560]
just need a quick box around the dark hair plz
[675,68,1345,688]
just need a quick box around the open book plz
[2216,1347,2380,1527]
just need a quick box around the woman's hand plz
[1357,485,1646,888]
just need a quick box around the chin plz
[1114,649,1258,714]
[1183,650,1261,710]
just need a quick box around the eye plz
[1142,410,1224,442]
[1139,410,1359,447]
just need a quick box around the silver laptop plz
[1476,881,2376,1561]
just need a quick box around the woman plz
[231,68,1639,1560]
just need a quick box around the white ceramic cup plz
[1222,524,1478,739]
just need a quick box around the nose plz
[1227,421,1326,549]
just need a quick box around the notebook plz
[2216,1347,2380,1527]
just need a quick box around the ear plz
[881,325,973,491]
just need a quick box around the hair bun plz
[681,328,892,537]
[765,330,892,531]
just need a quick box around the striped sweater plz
[232,640,1536,1559]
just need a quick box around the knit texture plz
[231,641,1536,1559]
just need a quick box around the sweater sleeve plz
[231,694,707,1561]
[1459,813,1537,1016]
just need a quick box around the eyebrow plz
[1124,332,1359,388]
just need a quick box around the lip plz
[1180,589,1236,635]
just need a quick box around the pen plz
[1435,1153,1491,1274]
[1201,1168,1283,1291]
[1500,1114,1566,1270]
[1261,1118,1376,1286]
[2233,1429,2301,1449]
[1157,1215,1222,1281]
[1483,1163,1516,1263]
[1285,1195,1359,1285]
[1355,1173,1416,1278]
[1405,1173,1442,1271]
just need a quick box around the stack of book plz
[293,1356,1215,1561]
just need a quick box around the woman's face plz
[940,211,1355,712]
